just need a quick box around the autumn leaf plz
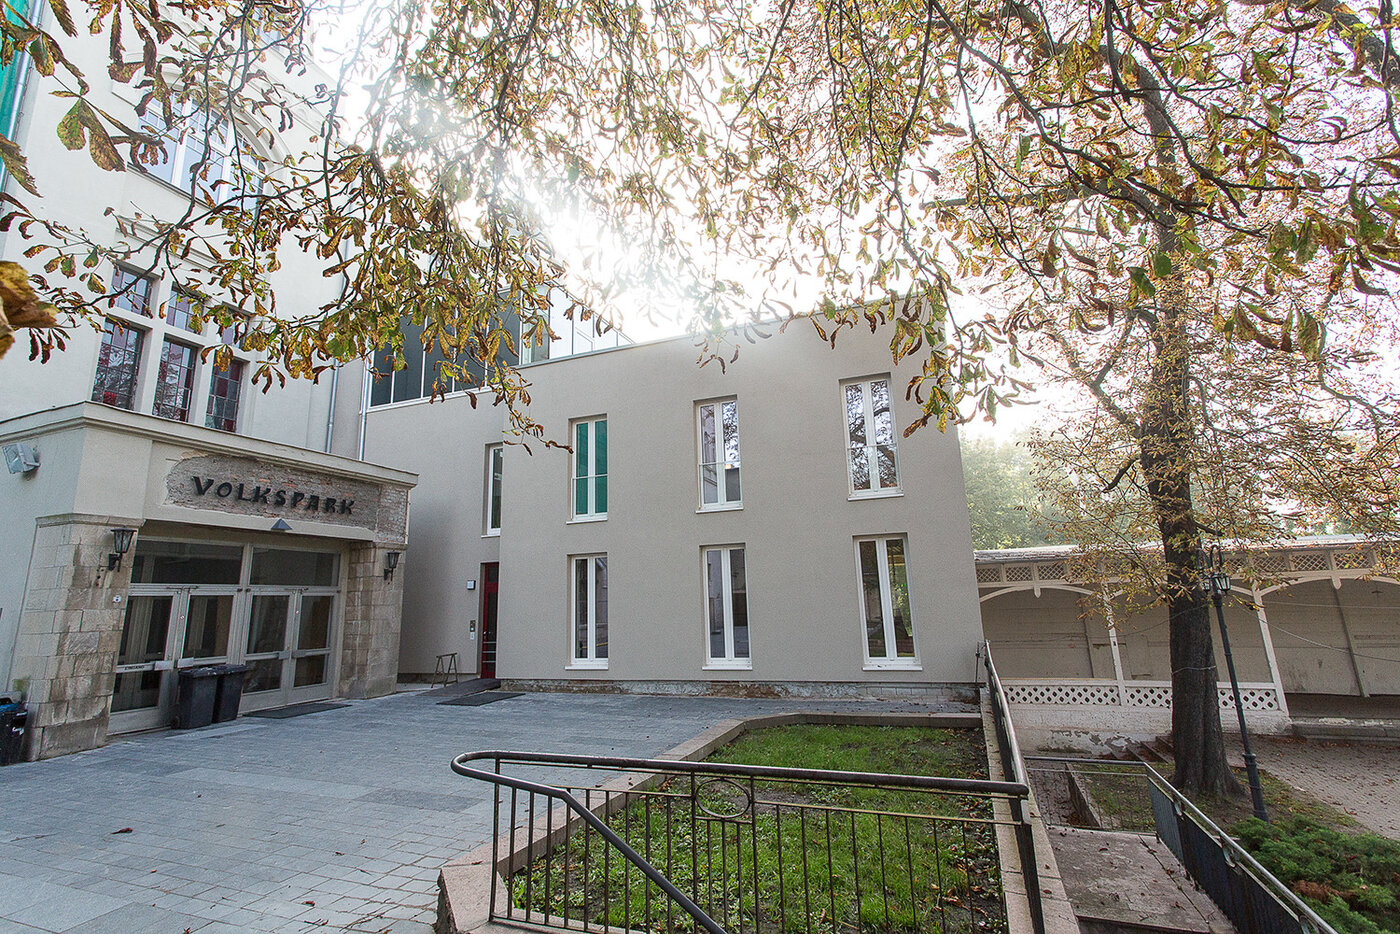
[0,133,39,195]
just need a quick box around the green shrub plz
[1233,816,1400,934]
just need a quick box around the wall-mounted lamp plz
[384,550,402,581]
[108,527,136,571]
[3,442,39,475]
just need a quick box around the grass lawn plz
[515,724,1006,934]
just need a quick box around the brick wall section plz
[11,515,137,760]
[339,542,405,699]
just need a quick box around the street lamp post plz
[1200,544,1269,821]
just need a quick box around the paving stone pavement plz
[1254,734,1400,840]
[0,689,963,934]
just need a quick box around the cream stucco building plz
[346,323,985,699]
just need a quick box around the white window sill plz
[849,489,903,501]
[697,503,742,514]
[566,661,609,670]
[482,531,500,538]
[567,515,607,524]
[703,661,752,671]
[863,660,922,671]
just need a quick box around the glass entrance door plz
[111,589,237,732]
[110,540,343,730]
[239,591,338,711]
[111,594,178,732]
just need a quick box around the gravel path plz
[1255,735,1400,839]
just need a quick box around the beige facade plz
[0,404,415,758]
[350,324,986,696]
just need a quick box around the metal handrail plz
[1022,753,1340,934]
[1138,760,1339,934]
[453,749,1029,797]
[453,752,730,934]
[453,748,1038,934]
[980,641,1045,934]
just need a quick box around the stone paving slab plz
[1047,827,1233,933]
[0,690,963,934]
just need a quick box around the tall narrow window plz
[205,358,244,431]
[110,266,154,318]
[697,399,741,509]
[704,546,750,667]
[572,417,607,519]
[844,377,900,495]
[485,444,504,534]
[153,339,198,421]
[856,536,917,666]
[166,288,204,334]
[90,320,145,409]
[571,555,608,667]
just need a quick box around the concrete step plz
[1290,718,1400,742]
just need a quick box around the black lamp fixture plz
[1199,543,1269,822]
[384,550,401,581]
[108,527,136,571]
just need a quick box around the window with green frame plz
[572,417,607,519]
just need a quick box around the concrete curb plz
[980,692,1082,934]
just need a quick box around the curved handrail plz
[451,749,1029,797]
[453,752,730,934]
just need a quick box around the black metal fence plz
[452,749,1039,934]
[1142,761,1338,934]
[1020,752,1338,934]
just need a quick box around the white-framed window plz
[91,264,253,432]
[139,105,261,200]
[855,536,918,668]
[570,554,609,668]
[205,357,244,431]
[843,377,900,496]
[485,444,504,535]
[571,417,608,520]
[697,399,741,509]
[91,318,146,410]
[703,545,750,668]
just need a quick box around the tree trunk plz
[1122,51,1244,799]
[1138,274,1243,800]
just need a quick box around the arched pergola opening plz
[979,586,1116,679]
[1258,577,1400,703]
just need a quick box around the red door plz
[480,563,499,678]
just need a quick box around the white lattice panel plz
[1125,685,1173,707]
[1038,561,1068,581]
[1217,687,1281,711]
[1004,683,1121,706]
[1005,681,1282,713]
[976,566,1002,584]
[1290,552,1328,572]
[1005,564,1034,582]
[1252,554,1287,573]
[1333,549,1374,570]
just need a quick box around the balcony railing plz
[452,749,1039,934]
